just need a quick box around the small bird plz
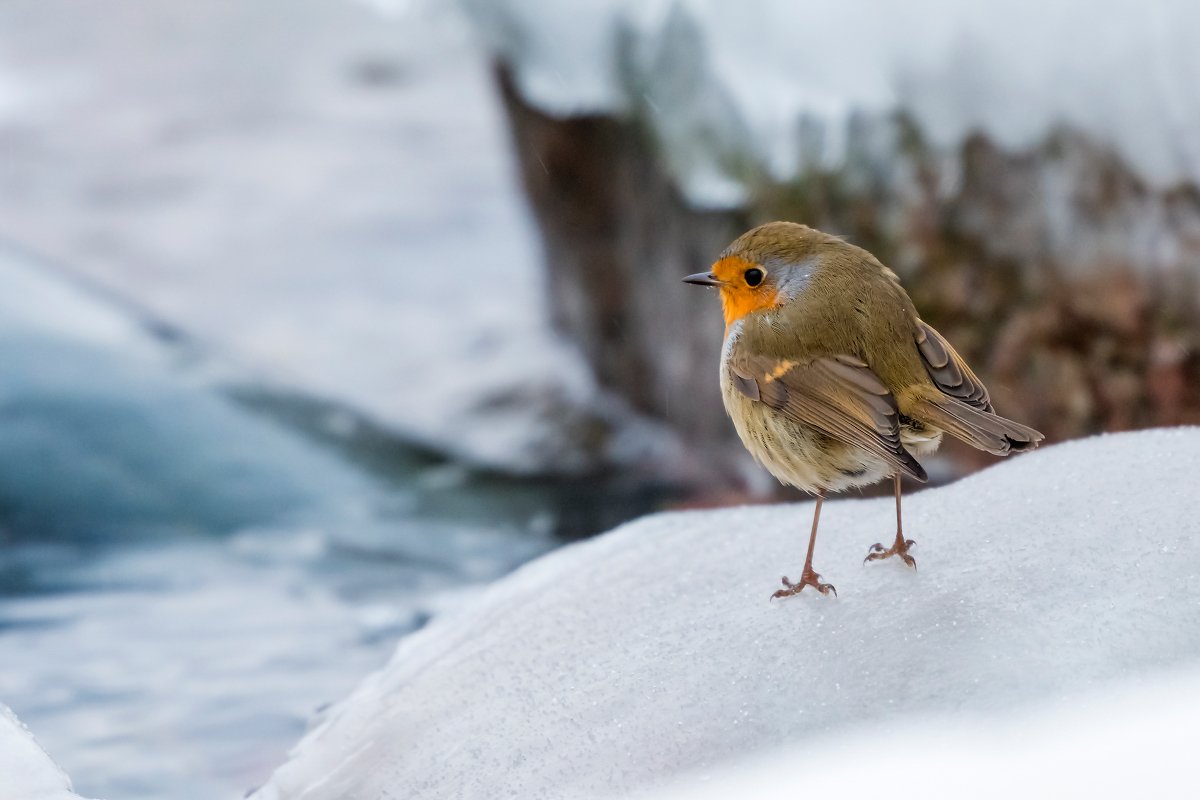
[684,221,1043,599]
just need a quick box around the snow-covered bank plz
[0,706,89,800]
[254,427,1200,799]
[461,0,1200,207]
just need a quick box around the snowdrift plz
[253,427,1200,799]
[0,705,89,800]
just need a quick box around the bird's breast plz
[719,348,894,494]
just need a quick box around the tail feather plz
[913,396,1044,456]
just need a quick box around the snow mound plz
[253,427,1200,799]
[0,705,90,800]
[460,0,1200,206]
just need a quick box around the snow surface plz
[0,705,89,800]
[638,667,1200,799]
[458,0,1200,206]
[254,427,1200,799]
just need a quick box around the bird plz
[683,221,1043,599]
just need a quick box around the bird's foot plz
[864,534,916,568]
[771,568,836,600]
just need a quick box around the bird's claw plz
[863,537,917,569]
[864,542,886,562]
[771,571,836,600]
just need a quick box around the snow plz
[0,705,89,800]
[638,668,1200,799]
[252,427,1200,799]
[0,0,657,475]
[458,0,1200,207]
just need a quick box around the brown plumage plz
[684,221,1043,598]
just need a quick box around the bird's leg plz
[864,474,916,568]
[772,490,836,599]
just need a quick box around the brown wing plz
[729,352,927,482]
[915,320,992,412]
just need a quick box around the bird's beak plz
[682,272,722,287]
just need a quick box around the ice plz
[0,705,89,800]
[0,242,371,539]
[460,0,1200,207]
[253,427,1200,799]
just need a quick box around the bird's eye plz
[744,268,764,287]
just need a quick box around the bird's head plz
[683,221,827,333]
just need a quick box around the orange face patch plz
[711,255,780,333]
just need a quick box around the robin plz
[684,221,1043,599]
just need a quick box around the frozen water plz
[459,0,1200,207]
[0,245,361,540]
[254,427,1200,799]
[0,705,89,800]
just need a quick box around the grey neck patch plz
[766,256,819,302]
[721,318,743,359]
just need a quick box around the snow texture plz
[636,666,1200,799]
[254,427,1200,800]
[0,705,89,800]
[458,0,1200,207]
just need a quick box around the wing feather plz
[915,320,992,411]
[730,352,927,482]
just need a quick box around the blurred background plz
[2,0,1199,798]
